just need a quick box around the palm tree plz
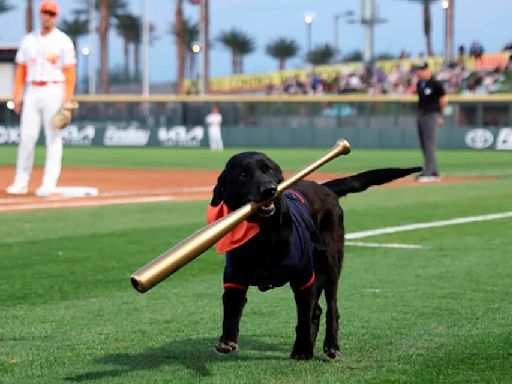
[59,13,88,51]
[99,0,128,92]
[309,44,334,65]
[116,13,157,80]
[129,18,157,79]
[266,38,299,71]
[0,0,14,15]
[400,0,439,56]
[116,13,139,78]
[25,0,32,32]
[0,0,12,10]
[74,0,129,93]
[183,18,199,79]
[172,0,186,93]
[343,50,363,62]
[217,29,255,74]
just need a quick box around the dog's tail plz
[322,167,422,197]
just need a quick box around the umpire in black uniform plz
[416,61,447,182]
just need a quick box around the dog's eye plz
[239,171,248,179]
[261,164,271,174]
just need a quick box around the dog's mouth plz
[257,200,275,217]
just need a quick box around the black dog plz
[207,151,421,360]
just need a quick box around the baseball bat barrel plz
[130,139,351,293]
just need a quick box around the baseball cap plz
[40,1,59,15]
[417,61,429,70]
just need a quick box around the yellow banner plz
[183,52,510,94]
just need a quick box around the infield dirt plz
[0,166,484,213]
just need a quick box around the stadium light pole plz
[199,0,209,94]
[81,47,90,94]
[442,0,454,65]
[304,13,314,64]
[191,41,201,87]
[142,0,150,98]
[88,0,96,94]
[360,0,386,72]
[334,10,354,62]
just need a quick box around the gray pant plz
[417,113,439,176]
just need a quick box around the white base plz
[35,186,100,198]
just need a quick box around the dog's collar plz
[206,201,261,253]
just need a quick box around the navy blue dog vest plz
[223,190,316,292]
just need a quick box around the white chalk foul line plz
[0,196,176,212]
[346,211,512,240]
[345,241,423,249]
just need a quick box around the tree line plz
[0,0,460,94]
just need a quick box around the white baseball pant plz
[208,126,224,151]
[14,83,64,188]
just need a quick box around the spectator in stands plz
[469,41,484,60]
[457,45,466,66]
[310,73,323,94]
[268,50,509,97]
[283,74,306,95]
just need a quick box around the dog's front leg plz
[215,288,247,354]
[290,287,315,360]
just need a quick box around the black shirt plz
[417,77,446,113]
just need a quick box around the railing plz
[1,95,511,149]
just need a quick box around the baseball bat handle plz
[277,139,351,193]
[130,139,351,293]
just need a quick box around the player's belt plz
[31,81,64,86]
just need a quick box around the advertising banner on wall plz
[464,128,512,150]
[0,124,206,148]
[1,124,511,150]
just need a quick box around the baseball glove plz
[52,100,79,130]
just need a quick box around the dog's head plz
[211,152,284,218]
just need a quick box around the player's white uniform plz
[11,28,75,191]
[205,112,224,151]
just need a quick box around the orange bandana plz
[206,202,260,253]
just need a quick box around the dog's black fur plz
[210,151,421,360]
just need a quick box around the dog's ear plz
[211,169,227,206]
[271,159,284,183]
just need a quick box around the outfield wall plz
[1,95,511,150]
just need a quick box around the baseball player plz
[6,0,76,195]
[205,106,224,152]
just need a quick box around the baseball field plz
[0,145,511,383]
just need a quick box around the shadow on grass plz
[65,335,289,381]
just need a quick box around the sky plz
[0,0,511,84]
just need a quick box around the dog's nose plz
[259,184,277,200]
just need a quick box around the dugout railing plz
[1,94,511,150]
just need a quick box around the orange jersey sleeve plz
[13,64,27,100]
[63,65,76,100]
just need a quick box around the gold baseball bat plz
[130,139,351,293]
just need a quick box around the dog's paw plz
[290,344,314,360]
[214,340,238,354]
[323,347,341,359]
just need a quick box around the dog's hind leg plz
[215,288,247,354]
[311,274,326,347]
[290,287,315,360]
[323,277,341,359]
[311,302,322,346]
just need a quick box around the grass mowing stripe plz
[1,218,510,383]
[1,148,511,383]
[1,146,512,175]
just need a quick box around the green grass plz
[0,145,511,176]
[0,147,511,383]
